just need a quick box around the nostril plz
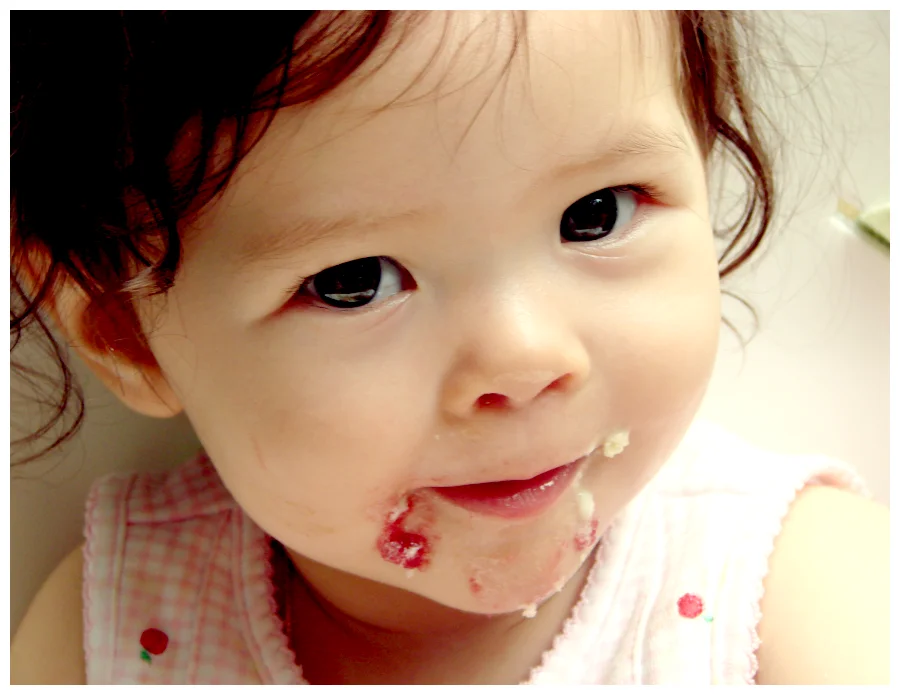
[476,393,509,409]
[547,375,570,392]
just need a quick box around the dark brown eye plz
[560,188,637,242]
[303,256,407,309]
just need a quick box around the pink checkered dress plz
[82,421,867,684]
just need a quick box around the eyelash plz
[288,181,664,311]
[612,182,662,208]
[595,181,662,242]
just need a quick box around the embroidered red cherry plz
[677,593,704,619]
[140,628,169,656]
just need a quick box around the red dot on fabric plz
[140,628,169,655]
[677,593,704,619]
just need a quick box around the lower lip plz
[430,460,581,519]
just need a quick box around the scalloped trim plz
[521,532,610,683]
[240,517,307,684]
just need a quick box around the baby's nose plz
[474,373,574,411]
[440,319,590,419]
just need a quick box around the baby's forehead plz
[183,11,691,263]
[288,11,678,143]
[235,12,684,189]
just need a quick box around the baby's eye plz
[300,256,410,309]
[560,187,639,243]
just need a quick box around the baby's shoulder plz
[756,485,888,683]
[83,449,243,615]
[11,544,86,684]
[589,422,883,684]
[637,419,872,573]
[81,451,271,684]
[630,421,886,684]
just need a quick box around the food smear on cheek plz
[573,519,599,552]
[602,429,630,458]
[576,489,595,521]
[468,576,483,595]
[377,494,434,571]
[573,488,598,552]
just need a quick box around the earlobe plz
[23,256,184,419]
[73,287,185,419]
[76,339,184,419]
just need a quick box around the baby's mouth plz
[427,457,586,519]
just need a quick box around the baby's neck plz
[276,545,596,685]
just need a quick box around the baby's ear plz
[21,255,183,419]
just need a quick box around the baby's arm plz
[755,486,889,684]
[11,544,87,684]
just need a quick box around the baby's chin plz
[372,504,602,618]
[349,465,608,617]
[385,530,599,620]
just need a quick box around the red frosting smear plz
[140,627,169,656]
[377,496,432,570]
[677,593,704,619]
[573,519,599,551]
[468,576,483,595]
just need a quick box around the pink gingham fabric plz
[82,420,868,684]
[82,452,302,684]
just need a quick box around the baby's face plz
[139,11,720,615]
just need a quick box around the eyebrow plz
[232,124,691,269]
[232,207,433,270]
[547,124,692,181]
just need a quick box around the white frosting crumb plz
[387,496,410,523]
[576,490,595,521]
[602,430,630,458]
[573,465,586,487]
[522,603,537,619]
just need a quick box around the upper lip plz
[429,442,598,489]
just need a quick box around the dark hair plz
[10,10,774,465]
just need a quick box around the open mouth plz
[428,458,584,519]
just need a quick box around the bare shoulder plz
[755,485,889,685]
[11,543,87,685]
